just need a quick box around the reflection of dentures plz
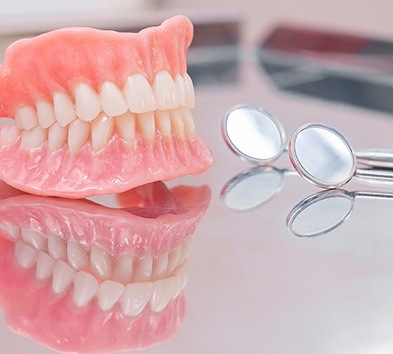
[0,182,211,353]
[0,15,212,198]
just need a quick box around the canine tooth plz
[52,260,76,294]
[150,277,176,313]
[36,252,56,280]
[21,228,46,251]
[123,74,156,113]
[21,125,47,149]
[74,83,101,122]
[67,240,89,271]
[137,112,155,140]
[120,282,153,317]
[170,110,185,137]
[133,256,153,282]
[48,233,67,261]
[98,280,125,311]
[153,71,180,110]
[100,81,128,116]
[90,244,113,280]
[184,73,195,108]
[36,101,56,128]
[68,119,90,152]
[91,113,114,151]
[152,253,169,280]
[48,122,68,151]
[175,74,188,107]
[14,239,37,269]
[115,112,136,144]
[112,254,133,284]
[73,271,99,307]
[53,92,76,127]
[181,108,196,135]
[15,105,38,130]
[155,110,171,137]
[0,126,21,145]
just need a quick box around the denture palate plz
[13,71,195,152]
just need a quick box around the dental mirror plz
[222,105,286,164]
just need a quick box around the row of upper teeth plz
[1,107,196,152]
[13,71,195,132]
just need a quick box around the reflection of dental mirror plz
[287,189,393,237]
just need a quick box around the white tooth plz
[136,112,155,140]
[120,282,153,317]
[180,238,192,264]
[48,233,67,261]
[133,256,153,282]
[91,113,114,151]
[53,92,76,127]
[172,261,190,298]
[14,239,37,269]
[68,119,90,152]
[175,74,188,107]
[153,71,180,110]
[112,253,133,284]
[21,228,46,251]
[73,271,99,307]
[184,73,195,108]
[100,81,128,116]
[114,112,136,144]
[36,101,56,128]
[98,280,125,311]
[0,222,20,239]
[67,240,89,271]
[123,74,156,113]
[152,253,169,280]
[90,244,113,280]
[21,125,47,149]
[15,105,38,130]
[74,83,101,122]
[155,110,171,137]
[48,122,68,151]
[150,277,176,313]
[181,108,195,135]
[52,260,76,294]
[0,126,21,145]
[36,251,56,280]
[168,247,182,273]
[170,109,185,138]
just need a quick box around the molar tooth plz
[150,277,176,313]
[36,101,56,128]
[48,233,67,261]
[90,244,113,280]
[91,113,114,151]
[133,256,153,282]
[67,240,89,271]
[48,122,68,151]
[181,108,196,135]
[14,239,38,269]
[170,110,185,138]
[0,126,21,145]
[73,271,99,307]
[153,71,180,110]
[74,83,101,122]
[155,110,171,138]
[52,260,76,294]
[100,81,128,116]
[112,254,134,284]
[152,253,169,280]
[68,119,90,152]
[114,112,136,144]
[21,228,46,251]
[175,74,188,107]
[123,74,156,113]
[15,105,38,130]
[98,280,125,312]
[120,282,154,317]
[36,251,56,280]
[21,125,47,149]
[184,73,195,108]
[53,92,76,127]
[137,112,155,140]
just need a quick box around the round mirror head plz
[286,189,354,237]
[289,124,356,188]
[222,105,286,164]
[221,166,284,211]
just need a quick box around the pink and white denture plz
[0,15,212,198]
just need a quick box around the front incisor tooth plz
[98,280,125,312]
[15,105,38,130]
[120,282,154,317]
[137,112,155,140]
[74,83,101,122]
[133,256,153,282]
[53,92,76,127]
[155,110,171,138]
[153,71,180,110]
[73,271,99,307]
[114,112,136,144]
[90,244,113,280]
[21,126,47,149]
[170,110,185,138]
[36,101,56,128]
[184,73,195,108]
[175,74,188,107]
[91,113,114,151]
[68,119,90,152]
[100,81,128,116]
[124,74,157,113]
[181,108,195,135]
[48,123,68,151]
